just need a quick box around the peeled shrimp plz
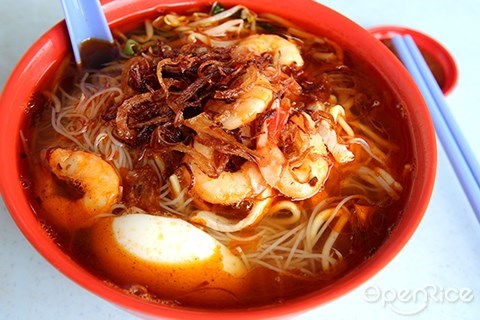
[318,119,354,163]
[257,108,330,200]
[207,71,273,130]
[186,141,267,205]
[235,34,304,67]
[37,148,120,230]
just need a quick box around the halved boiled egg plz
[89,214,248,300]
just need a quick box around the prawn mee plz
[21,3,414,309]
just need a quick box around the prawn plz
[206,34,303,131]
[235,34,304,67]
[307,102,355,162]
[36,148,121,230]
[257,100,330,200]
[185,140,267,205]
[318,119,354,163]
[207,69,273,130]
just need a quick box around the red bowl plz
[0,0,436,319]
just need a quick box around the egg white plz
[111,214,247,277]
[88,213,251,300]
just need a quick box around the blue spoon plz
[60,0,117,68]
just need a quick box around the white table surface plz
[1,0,479,319]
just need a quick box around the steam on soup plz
[21,3,414,309]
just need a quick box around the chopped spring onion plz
[123,39,140,56]
[210,2,225,15]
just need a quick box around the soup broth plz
[21,3,414,309]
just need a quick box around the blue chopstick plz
[391,34,480,223]
[402,36,480,188]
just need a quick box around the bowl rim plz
[0,0,437,319]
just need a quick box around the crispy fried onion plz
[116,91,173,145]
[114,41,277,147]
[154,42,263,123]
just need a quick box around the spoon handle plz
[60,0,114,67]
